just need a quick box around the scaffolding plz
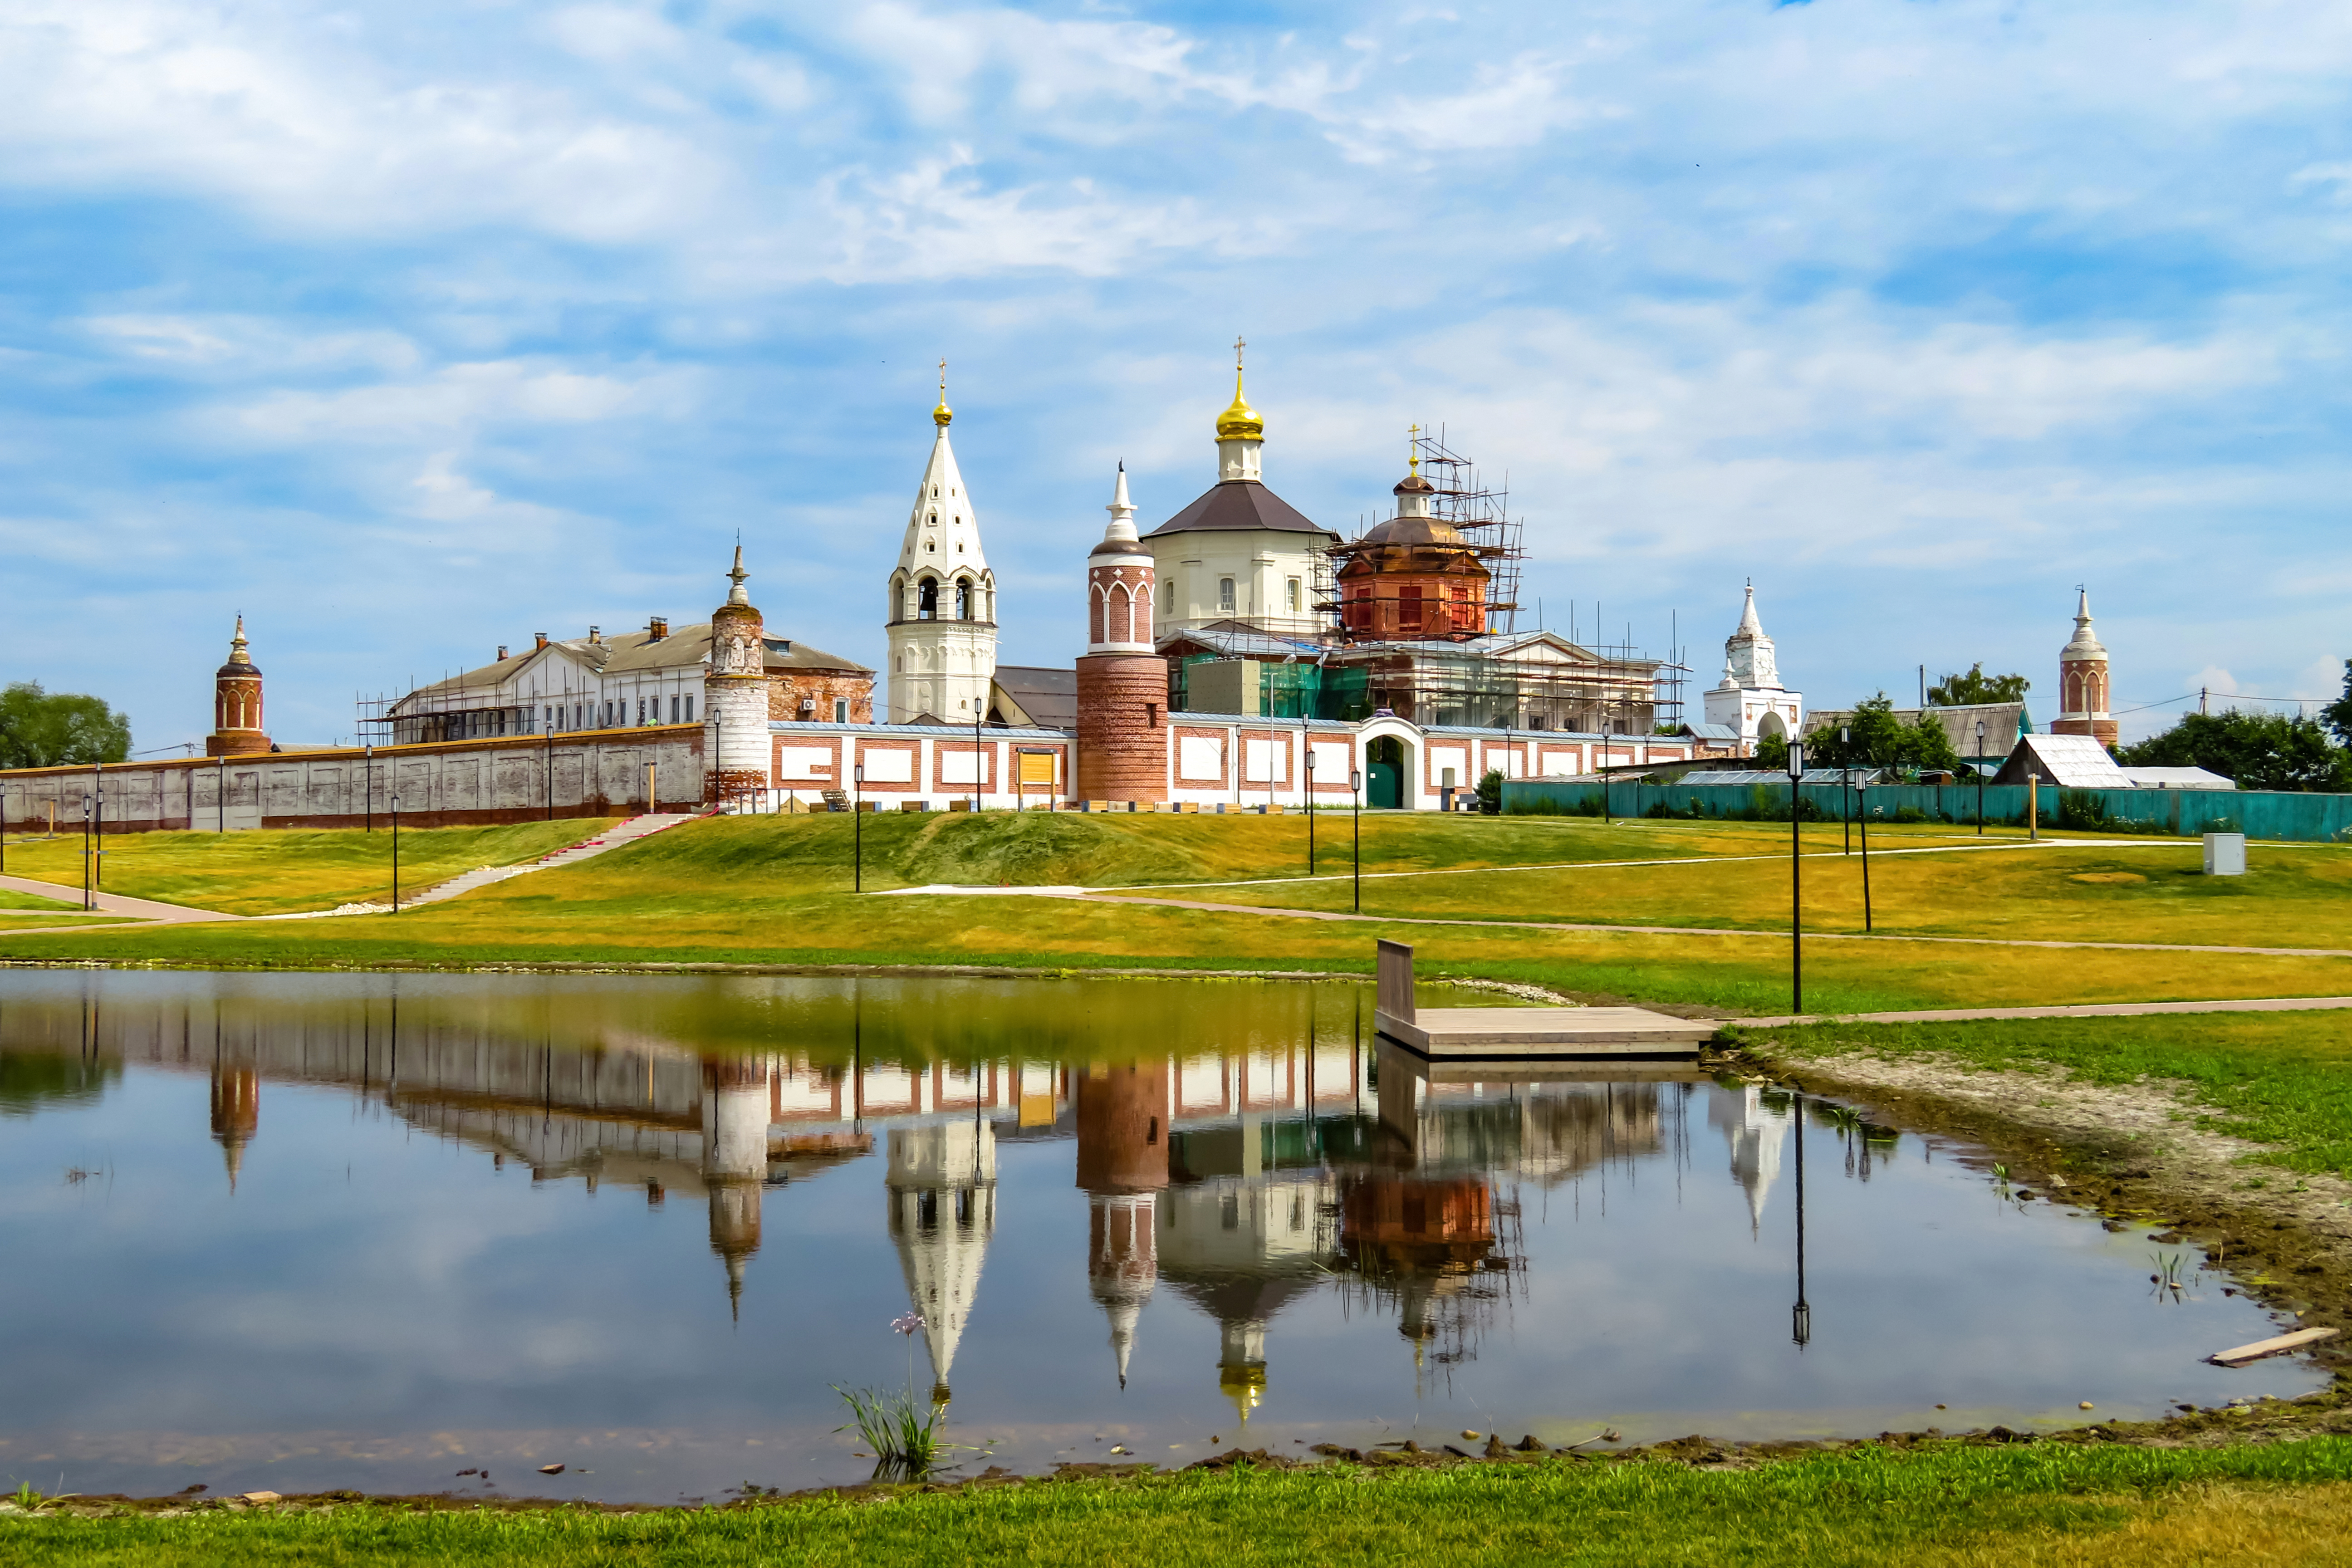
[1413,425,1524,635]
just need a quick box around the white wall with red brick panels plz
[761,721,1071,811]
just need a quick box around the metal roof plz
[769,720,1071,741]
[1143,479,1337,539]
[2120,766,2236,790]
[1994,732,2131,789]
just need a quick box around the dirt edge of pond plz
[1719,1041,2352,1405]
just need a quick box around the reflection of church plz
[887,1119,997,1404]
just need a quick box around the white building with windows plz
[1143,350,1340,641]
[885,380,999,723]
[1700,585,1803,750]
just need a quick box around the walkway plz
[0,874,241,926]
[395,812,697,909]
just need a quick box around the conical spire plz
[725,544,750,607]
[1736,583,1763,636]
[2063,588,2106,657]
[1102,461,1138,545]
[227,614,251,666]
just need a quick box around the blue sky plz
[3,0,2347,749]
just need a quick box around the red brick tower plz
[206,616,270,757]
[1076,464,1168,802]
[2050,588,2117,748]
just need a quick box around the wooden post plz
[646,761,657,814]
[1376,939,1416,1026]
[2028,775,2038,841]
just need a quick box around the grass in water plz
[833,1386,964,1482]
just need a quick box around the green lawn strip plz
[0,914,137,932]
[9,878,2352,1019]
[11,1442,2352,1567]
[0,821,622,916]
[1743,1012,2352,1178]
[0,886,83,911]
[1171,837,2352,951]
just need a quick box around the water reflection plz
[0,972,2323,1502]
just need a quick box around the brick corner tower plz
[708,547,771,800]
[2050,588,2117,748]
[206,615,270,757]
[1076,463,1168,802]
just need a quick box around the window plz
[925,540,936,553]
[1401,584,1424,629]
[834,698,849,723]
[919,579,938,619]
[1162,580,1175,613]
[670,695,680,723]
[1218,577,1236,612]
[956,579,971,619]
[1286,578,1300,611]
[685,694,695,721]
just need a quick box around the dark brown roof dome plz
[1358,515,1464,548]
[1392,473,1436,496]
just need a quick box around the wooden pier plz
[1373,940,1715,1060]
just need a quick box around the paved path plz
[1729,996,2352,1028]
[393,813,697,909]
[0,874,241,926]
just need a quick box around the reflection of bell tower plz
[210,1062,259,1193]
[1075,1061,1169,1387]
[702,1058,770,1318]
[888,1120,997,1404]
[1707,1084,1788,1235]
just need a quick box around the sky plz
[3,0,2348,750]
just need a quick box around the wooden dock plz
[1373,940,1715,1060]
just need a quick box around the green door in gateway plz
[1366,735,1406,809]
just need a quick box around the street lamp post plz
[390,794,401,911]
[1840,726,1852,856]
[1858,757,1874,933]
[1787,741,1804,1016]
[1305,749,1316,877]
[853,764,865,892]
[1351,768,1363,913]
[81,793,93,910]
[1975,720,1987,836]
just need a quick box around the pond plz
[0,970,2320,1502]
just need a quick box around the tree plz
[1753,730,1789,772]
[0,682,132,769]
[1927,664,2030,706]
[2323,659,2352,750]
[1806,694,1963,775]
[2115,710,2352,794]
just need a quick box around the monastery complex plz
[0,351,2128,830]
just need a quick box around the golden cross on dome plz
[1234,335,1245,370]
[938,358,947,394]
[1408,423,1421,475]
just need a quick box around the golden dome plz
[1215,366,1262,441]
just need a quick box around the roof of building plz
[768,719,1071,742]
[990,666,1079,730]
[1143,479,1336,540]
[1681,721,1741,741]
[1803,701,2032,757]
[1689,769,1889,786]
[1993,731,2130,789]
[1159,626,1329,659]
[2120,765,2236,790]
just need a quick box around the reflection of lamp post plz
[1787,741,1804,1015]
[1792,1091,1810,1348]
[1352,768,1363,913]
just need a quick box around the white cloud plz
[84,315,422,374]
[228,361,675,442]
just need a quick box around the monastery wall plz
[0,725,707,833]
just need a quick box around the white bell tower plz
[885,364,999,724]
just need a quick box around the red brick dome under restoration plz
[1077,655,1169,802]
[1335,541,1490,641]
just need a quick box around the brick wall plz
[769,669,875,726]
[1077,655,1170,801]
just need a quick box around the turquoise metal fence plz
[1499,778,2352,843]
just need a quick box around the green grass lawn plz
[4,815,2350,1016]
[0,885,82,911]
[10,1443,2352,1567]
[0,820,621,916]
[1742,1009,2352,1178]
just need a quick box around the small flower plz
[892,1313,925,1336]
